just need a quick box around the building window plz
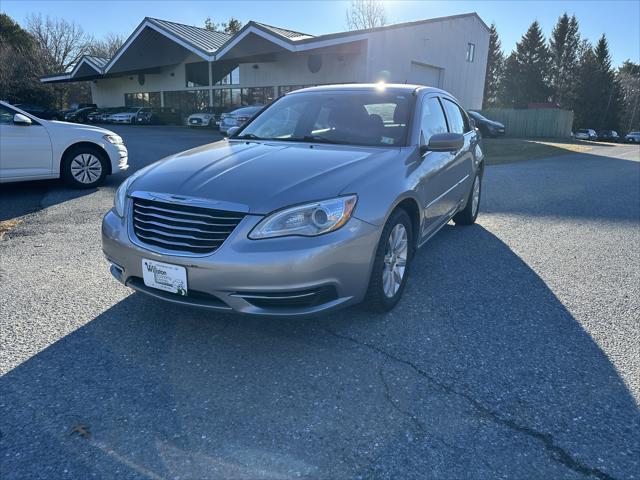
[466,43,475,62]
[211,87,275,110]
[242,87,274,106]
[212,88,243,109]
[185,62,210,87]
[124,92,161,107]
[213,65,240,85]
[164,90,209,114]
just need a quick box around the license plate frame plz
[141,259,188,296]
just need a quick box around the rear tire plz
[453,172,481,225]
[363,209,413,312]
[61,145,108,188]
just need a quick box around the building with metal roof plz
[41,13,490,114]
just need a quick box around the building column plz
[160,91,165,107]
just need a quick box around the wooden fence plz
[479,108,574,138]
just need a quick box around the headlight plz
[249,195,357,239]
[113,166,151,217]
[104,134,123,145]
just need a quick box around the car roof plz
[290,83,447,96]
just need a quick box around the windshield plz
[235,90,413,147]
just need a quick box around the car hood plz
[189,113,212,119]
[45,120,117,137]
[129,140,402,214]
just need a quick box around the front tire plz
[453,172,481,225]
[61,146,108,188]
[364,209,413,312]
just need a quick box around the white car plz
[624,131,640,143]
[0,101,128,188]
[187,109,218,128]
[109,110,139,124]
[574,129,597,141]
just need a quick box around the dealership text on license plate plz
[142,259,188,295]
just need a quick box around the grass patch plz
[483,138,596,165]
[0,219,22,240]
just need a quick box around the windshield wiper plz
[235,133,263,140]
[287,135,349,145]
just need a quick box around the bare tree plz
[346,0,387,30]
[26,13,89,71]
[87,32,125,59]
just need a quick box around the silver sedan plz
[102,84,484,316]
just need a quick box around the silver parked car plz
[102,84,484,316]
[219,105,263,134]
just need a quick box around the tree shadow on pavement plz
[1,225,638,479]
[484,152,640,222]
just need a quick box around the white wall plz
[238,51,366,88]
[364,15,490,109]
[91,53,205,107]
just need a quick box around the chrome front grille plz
[131,197,245,255]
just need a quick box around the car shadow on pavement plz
[0,180,98,222]
[1,225,638,479]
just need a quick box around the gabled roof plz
[147,17,232,54]
[42,12,489,83]
[252,22,313,40]
[84,56,109,70]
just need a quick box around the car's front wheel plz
[453,172,481,225]
[364,209,413,312]
[61,146,108,188]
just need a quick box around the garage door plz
[408,62,442,88]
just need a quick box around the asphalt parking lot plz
[1,126,639,479]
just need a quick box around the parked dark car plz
[597,130,620,142]
[13,103,62,120]
[64,106,98,123]
[87,109,108,122]
[467,110,505,137]
[136,107,182,125]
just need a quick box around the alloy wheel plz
[382,223,408,298]
[472,175,481,217]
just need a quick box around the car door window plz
[0,106,15,124]
[441,98,468,134]
[420,97,448,143]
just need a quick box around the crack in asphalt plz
[322,326,616,480]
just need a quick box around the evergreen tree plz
[482,23,504,109]
[501,21,552,108]
[549,13,580,108]
[574,43,599,128]
[617,60,640,132]
[574,35,623,131]
[593,35,623,130]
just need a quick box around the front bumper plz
[105,143,128,174]
[102,209,381,317]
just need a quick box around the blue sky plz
[2,1,638,67]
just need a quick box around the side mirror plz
[226,126,240,137]
[424,133,464,152]
[468,117,476,129]
[13,113,32,126]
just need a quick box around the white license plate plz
[142,259,187,296]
